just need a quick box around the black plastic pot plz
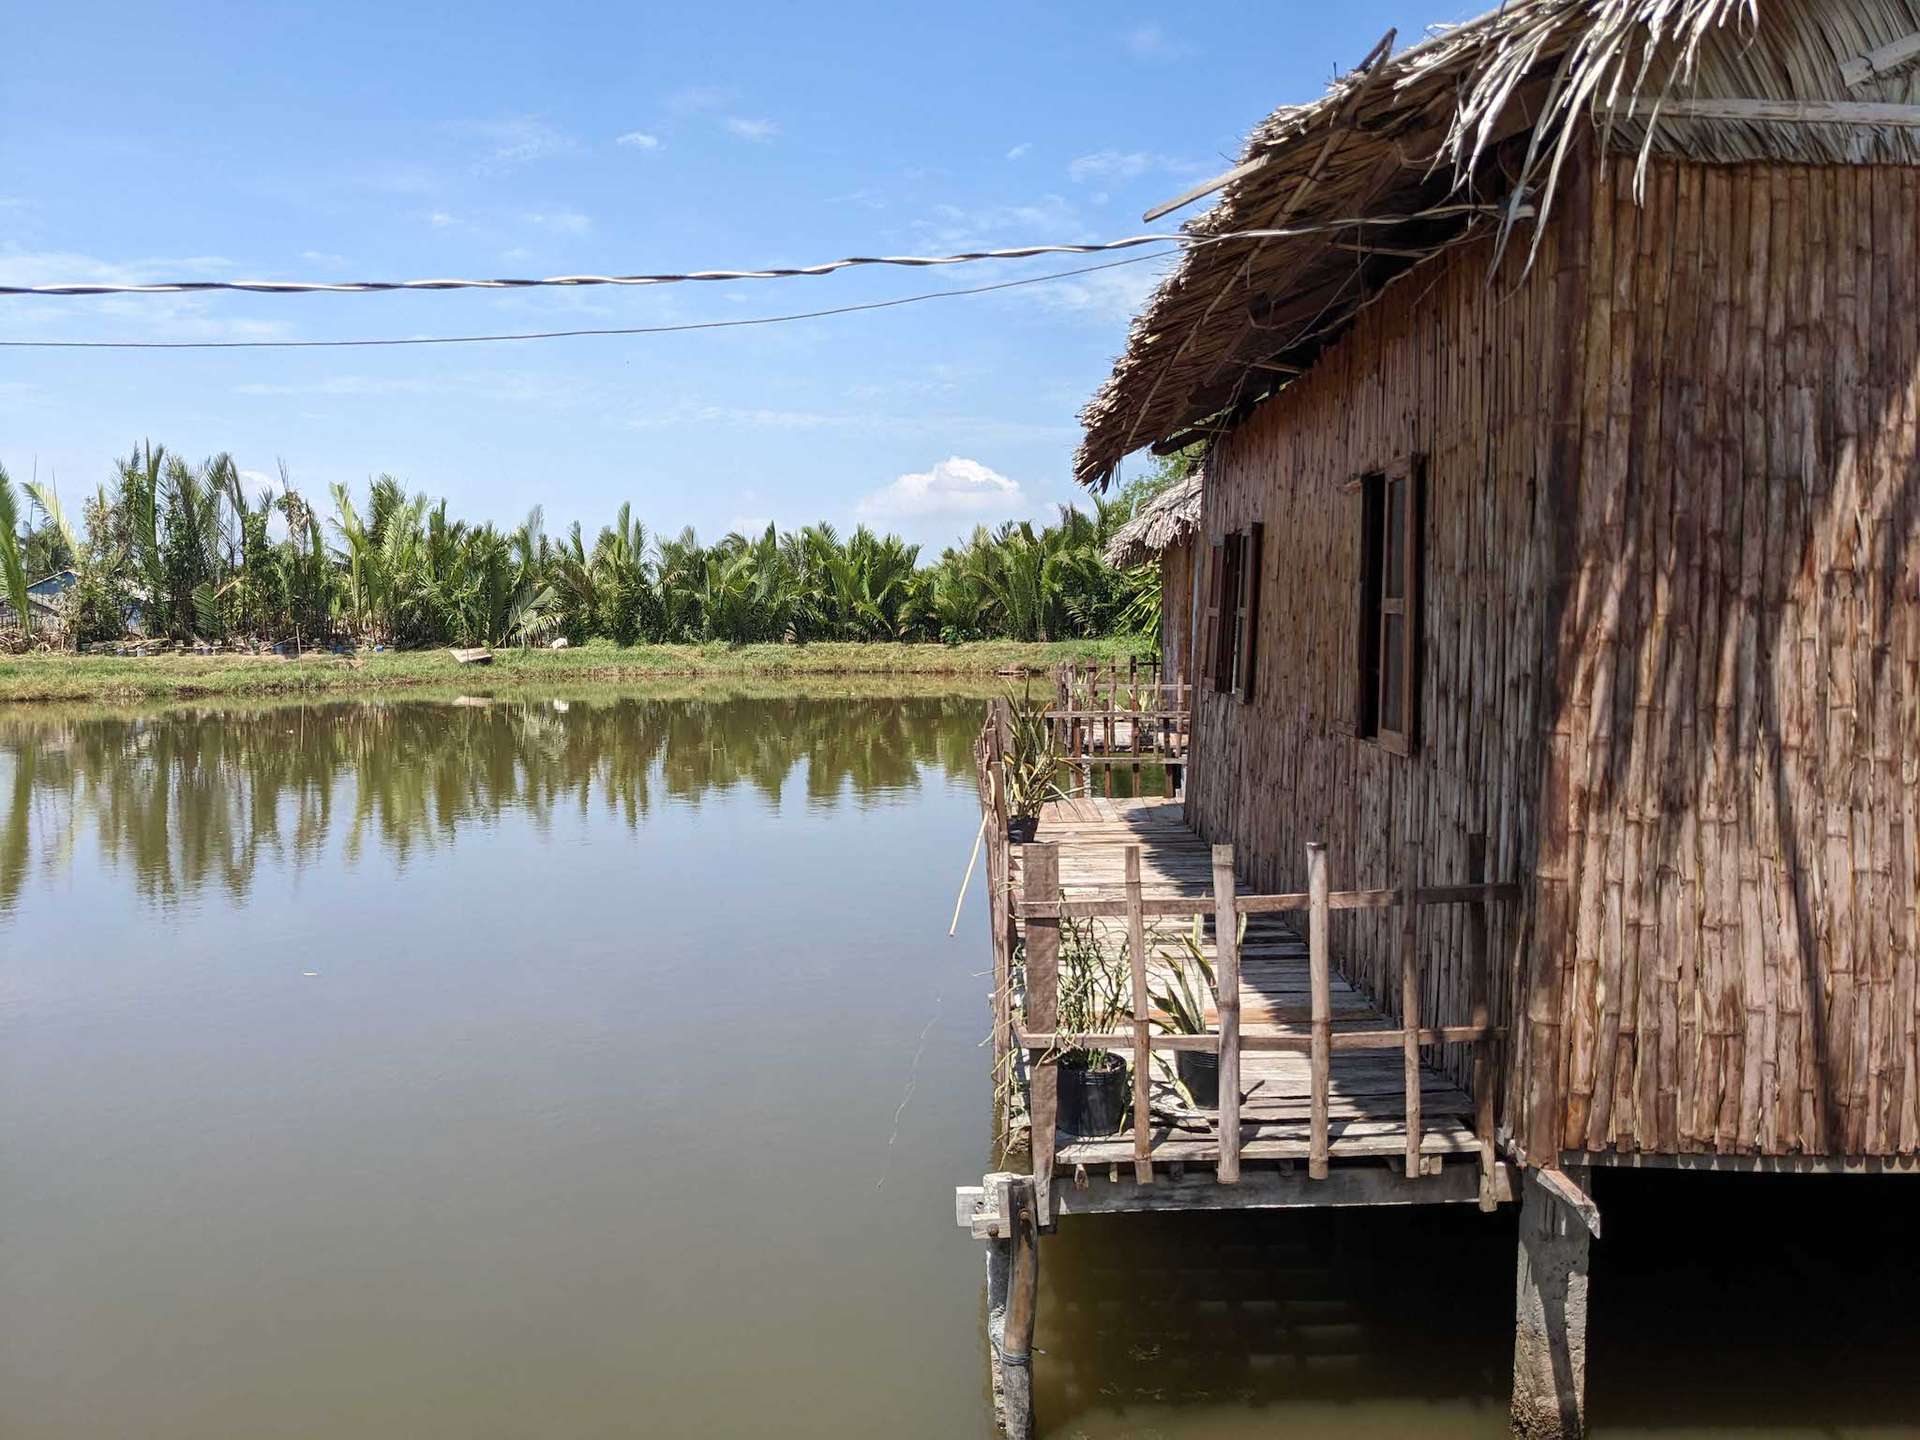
[1175,1049,1221,1107]
[1058,1056,1129,1137]
[1007,814,1039,844]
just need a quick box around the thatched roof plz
[1077,0,1920,487]
[1103,471,1205,567]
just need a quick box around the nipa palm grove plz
[0,443,1191,652]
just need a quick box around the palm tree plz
[0,464,29,636]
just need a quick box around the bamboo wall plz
[1186,148,1920,1161]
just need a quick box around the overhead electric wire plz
[0,202,1519,351]
[0,251,1176,351]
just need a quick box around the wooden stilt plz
[983,1174,1040,1440]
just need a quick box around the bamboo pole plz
[951,809,989,936]
[1124,846,1153,1184]
[1308,842,1331,1179]
[1213,843,1242,1184]
[1468,833,1498,1210]
[1401,841,1422,1179]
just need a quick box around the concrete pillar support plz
[1512,1165,1594,1439]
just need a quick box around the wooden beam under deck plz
[1052,1159,1516,1216]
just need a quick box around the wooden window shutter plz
[1234,523,1262,700]
[1355,477,1384,737]
[1200,542,1225,688]
[1402,457,1424,750]
[1354,458,1423,753]
[1212,538,1241,694]
[1375,456,1424,755]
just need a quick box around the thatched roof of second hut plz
[1103,472,1205,568]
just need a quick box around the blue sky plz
[2,1,1473,553]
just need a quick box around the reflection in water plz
[0,692,983,912]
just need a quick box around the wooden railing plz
[973,704,1018,1082]
[1011,839,1513,1217]
[1048,660,1191,798]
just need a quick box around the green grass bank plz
[0,637,1152,704]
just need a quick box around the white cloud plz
[232,372,584,406]
[1067,149,1206,184]
[1028,255,1172,324]
[909,194,1080,252]
[856,456,1024,520]
[299,249,348,267]
[615,131,662,150]
[427,210,460,228]
[0,249,292,343]
[1006,142,1032,161]
[621,404,1070,445]
[236,468,280,502]
[1124,24,1191,60]
[463,117,575,174]
[724,116,780,142]
[524,209,592,234]
[665,84,737,114]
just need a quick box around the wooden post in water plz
[984,1173,1040,1440]
[1307,842,1331,1179]
[1211,844,1241,1184]
[1023,844,1060,1227]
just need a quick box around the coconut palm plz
[0,464,29,637]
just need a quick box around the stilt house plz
[1077,0,1920,1176]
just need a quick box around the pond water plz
[1,690,1915,1439]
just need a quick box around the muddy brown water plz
[1,692,1914,1438]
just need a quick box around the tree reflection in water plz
[0,691,985,913]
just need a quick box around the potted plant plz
[1146,914,1243,1108]
[1002,687,1062,843]
[1052,919,1132,1137]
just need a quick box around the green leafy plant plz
[1003,685,1063,821]
[1147,914,1221,1036]
[1054,919,1131,1073]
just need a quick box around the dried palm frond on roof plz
[1076,0,1920,488]
[1103,471,1205,568]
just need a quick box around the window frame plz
[1206,525,1262,701]
[1354,455,1423,755]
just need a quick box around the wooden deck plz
[1012,795,1480,1170]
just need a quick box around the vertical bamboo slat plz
[1400,842,1422,1177]
[1124,846,1153,1184]
[1308,841,1331,1179]
[1212,844,1242,1184]
[1467,834,1497,1208]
